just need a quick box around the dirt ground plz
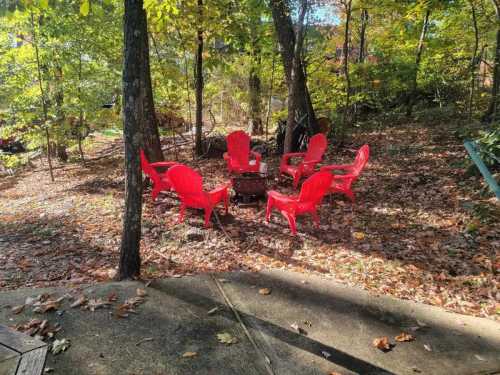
[0,121,498,319]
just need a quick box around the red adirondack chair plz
[223,130,261,174]
[279,133,328,188]
[320,144,370,203]
[167,164,230,228]
[266,171,333,235]
[140,149,179,201]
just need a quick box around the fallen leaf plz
[290,322,308,335]
[474,354,486,361]
[51,338,70,355]
[207,307,219,315]
[353,232,366,240]
[424,344,432,352]
[11,305,25,314]
[136,288,147,297]
[70,295,87,308]
[395,332,415,342]
[217,332,238,345]
[321,350,331,359]
[259,288,271,295]
[373,337,391,351]
[87,298,110,312]
[107,293,118,302]
[182,351,198,358]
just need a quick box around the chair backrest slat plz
[304,133,328,163]
[298,171,333,203]
[226,131,251,168]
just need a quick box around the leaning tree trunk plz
[406,9,431,117]
[142,21,163,162]
[194,0,204,156]
[269,0,319,140]
[485,0,500,123]
[118,0,146,280]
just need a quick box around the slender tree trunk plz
[54,62,68,162]
[468,0,480,120]
[269,0,319,139]
[285,0,308,153]
[194,0,204,156]
[406,9,431,117]
[265,45,277,142]
[30,10,54,182]
[118,0,146,280]
[485,0,500,123]
[77,48,86,165]
[358,8,368,63]
[342,0,352,126]
[142,19,163,162]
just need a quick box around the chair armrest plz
[281,152,306,165]
[331,173,355,180]
[210,182,231,195]
[150,161,178,169]
[223,152,229,160]
[320,164,353,172]
[250,151,261,162]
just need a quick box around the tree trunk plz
[248,0,263,136]
[194,0,204,156]
[358,8,368,64]
[141,25,163,162]
[54,63,68,163]
[406,9,431,117]
[30,10,54,182]
[485,0,500,123]
[118,0,146,281]
[285,0,308,153]
[269,0,319,140]
[468,0,479,120]
[342,0,352,126]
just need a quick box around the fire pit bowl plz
[231,172,268,200]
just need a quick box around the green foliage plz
[475,128,500,170]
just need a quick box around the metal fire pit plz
[231,172,268,203]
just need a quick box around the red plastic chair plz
[320,144,370,203]
[279,133,328,188]
[167,164,230,228]
[140,149,179,201]
[223,131,261,174]
[266,171,333,235]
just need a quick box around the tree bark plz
[141,19,163,162]
[248,5,263,136]
[358,8,368,63]
[118,0,146,280]
[194,0,204,156]
[485,0,500,123]
[269,0,319,140]
[30,9,54,182]
[468,0,479,120]
[54,62,68,162]
[406,9,431,117]
[285,0,308,153]
[342,0,352,126]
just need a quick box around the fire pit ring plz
[231,172,268,202]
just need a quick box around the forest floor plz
[0,120,498,320]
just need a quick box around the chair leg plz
[311,210,320,228]
[284,212,297,235]
[223,191,229,214]
[204,207,213,228]
[178,203,186,224]
[266,197,274,222]
[151,184,161,201]
[346,190,355,203]
[292,173,300,189]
